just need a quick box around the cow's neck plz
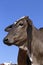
[18,40,31,65]
[31,27,43,65]
[18,48,31,65]
[19,41,28,51]
[18,48,27,65]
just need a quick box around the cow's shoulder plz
[39,27,43,32]
[39,27,43,41]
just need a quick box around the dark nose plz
[3,38,8,44]
[3,38,12,46]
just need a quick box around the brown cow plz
[3,16,43,65]
[3,16,31,65]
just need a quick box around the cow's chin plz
[4,42,12,46]
[13,41,21,47]
[13,40,25,47]
[4,41,20,46]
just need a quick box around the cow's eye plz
[19,23,23,26]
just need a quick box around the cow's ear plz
[26,17,32,26]
[26,17,33,35]
[5,24,13,32]
[26,17,32,52]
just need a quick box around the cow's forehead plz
[17,16,29,21]
[14,16,29,24]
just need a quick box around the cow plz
[3,16,43,65]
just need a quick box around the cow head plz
[3,16,32,49]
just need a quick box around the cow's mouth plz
[3,39,12,46]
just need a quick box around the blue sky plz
[0,0,43,64]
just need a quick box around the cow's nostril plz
[3,38,8,43]
[5,39,8,41]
